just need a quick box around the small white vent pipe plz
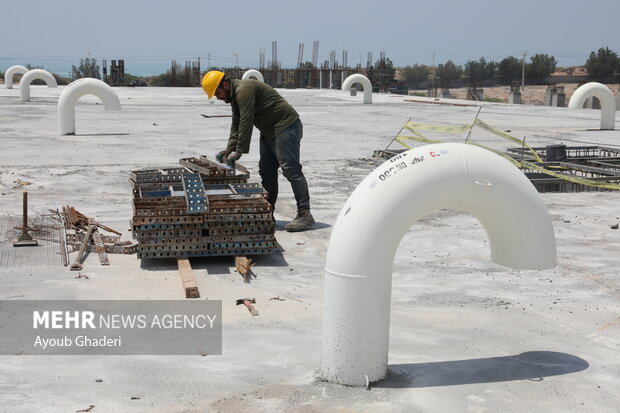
[19,69,57,101]
[342,74,372,104]
[320,143,556,386]
[57,78,121,135]
[568,82,616,130]
[4,65,28,89]
[242,70,264,82]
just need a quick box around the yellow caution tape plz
[473,119,544,163]
[405,121,473,134]
[393,119,620,190]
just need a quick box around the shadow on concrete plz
[377,351,589,388]
[275,219,331,232]
[138,249,289,274]
[76,133,131,136]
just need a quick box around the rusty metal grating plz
[131,157,276,259]
[507,145,620,193]
[0,214,64,268]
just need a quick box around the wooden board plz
[91,229,110,266]
[178,258,200,298]
[235,256,254,283]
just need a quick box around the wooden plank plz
[178,258,200,298]
[91,229,110,266]
[70,224,96,271]
[88,218,110,266]
[235,256,254,283]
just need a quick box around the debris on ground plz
[236,298,259,316]
[60,206,137,271]
[12,179,31,189]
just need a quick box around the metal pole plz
[431,52,435,97]
[22,192,28,230]
[465,106,483,143]
[521,51,527,90]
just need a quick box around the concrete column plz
[584,97,601,109]
[508,92,521,104]
[552,86,565,107]
[553,93,566,107]
[545,85,555,106]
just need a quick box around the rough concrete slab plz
[0,85,618,412]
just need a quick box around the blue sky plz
[1,0,618,76]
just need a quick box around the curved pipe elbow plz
[342,74,372,104]
[321,143,556,386]
[5,65,28,89]
[57,78,121,135]
[19,69,58,102]
[242,70,264,82]
[568,82,616,130]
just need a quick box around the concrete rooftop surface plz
[0,85,619,412]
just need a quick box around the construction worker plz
[201,70,315,232]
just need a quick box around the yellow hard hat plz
[201,71,225,99]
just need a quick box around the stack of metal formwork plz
[130,156,276,259]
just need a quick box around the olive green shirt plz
[226,79,299,154]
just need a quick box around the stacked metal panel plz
[131,156,276,259]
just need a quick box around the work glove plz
[216,149,231,163]
[226,151,241,167]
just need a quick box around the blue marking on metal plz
[182,173,208,214]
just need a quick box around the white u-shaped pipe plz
[320,142,556,386]
[242,69,264,82]
[4,65,28,89]
[19,69,58,101]
[57,78,121,135]
[342,74,372,104]
[568,82,616,130]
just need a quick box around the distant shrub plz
[484,97,504,103]
[400,64,429,88]
[527,54,557,81]
[464,58,496,83]
[585,47,620,78]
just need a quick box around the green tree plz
[400,64,429,88]
[464,57,496,83]
[527,53,556,81]
[372,57,395,91]
[71,57,101,80]
[436,60,462,87]
[585,47,620,78]
[497,56,522,82]
[148,62,193,87]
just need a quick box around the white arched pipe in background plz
[19,69,58,101]
[242,69,264,82]
[4,65,28,89]
[342,74,372,104]
[57,78,121,135]
[568,82,616,130]
[320,142,557,386]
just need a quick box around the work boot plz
[285,209,315,232]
